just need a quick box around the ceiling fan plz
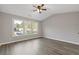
[33,4,47,13]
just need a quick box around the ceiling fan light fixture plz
[33,4,47,13]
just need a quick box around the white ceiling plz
[0,4,79,21]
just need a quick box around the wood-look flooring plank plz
[0,38,79,55]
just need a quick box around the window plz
[13,19,38,36]
[13,20,24,36]
[24,20,32,35]
[31,21,38,34]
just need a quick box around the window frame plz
[12,19,39,37]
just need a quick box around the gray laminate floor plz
[0,38,79,55]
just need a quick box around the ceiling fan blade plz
[42,9,47,10]
[41,4,44,7]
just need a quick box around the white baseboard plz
[45,37,79,45]
[0,39,27,46]
[1,36,78,46]
[0,37,41,46]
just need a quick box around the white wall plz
[42,12,79,45]
[1,11,79,45]
[0,12,42,45]
[0,14,3,44]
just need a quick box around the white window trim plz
[12,18,39,37]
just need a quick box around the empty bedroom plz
[0,4,79,55]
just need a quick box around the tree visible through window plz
[14,20,24,36]
[31,21,38,34]
[13,19,38,36]
[24,21,32,35]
